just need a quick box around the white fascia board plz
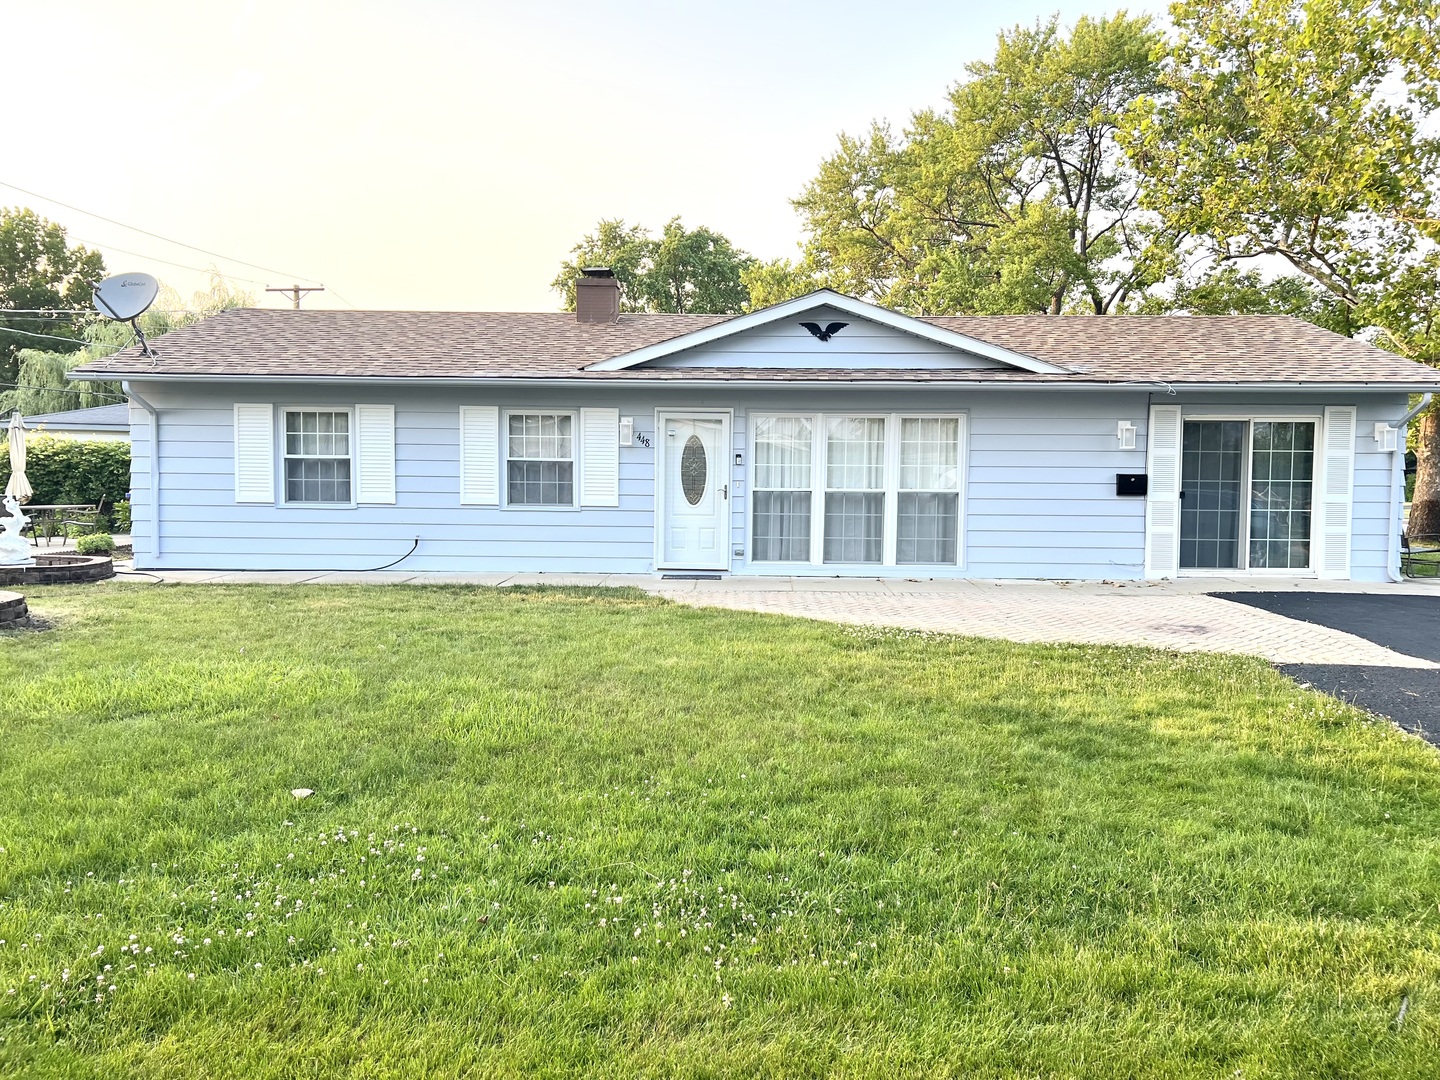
[581,289,1071,375]
[69,373,1440,393]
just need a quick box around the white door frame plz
[654,408,733,571]
[1175,413,1322,576]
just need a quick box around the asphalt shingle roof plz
[69,306,1440,387]
[21,403,130,428]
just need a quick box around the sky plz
[8,1,1167,313]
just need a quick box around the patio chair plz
[1401,531,1440,577]
[59,497,106,538]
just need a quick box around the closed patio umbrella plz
[5,411,32,503]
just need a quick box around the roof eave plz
[67,370,1440,393]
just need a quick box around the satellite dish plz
[92,272,159,321]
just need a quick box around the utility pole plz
[266,284,325,309]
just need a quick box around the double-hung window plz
[752,416,813,561]
[897,417,961,564]
[750,412,966,567]
[283,409,352,504]
[824,417,886,564]
[506,412,575,506]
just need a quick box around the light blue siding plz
[651,305,1008,370]
[125,381,1406,580]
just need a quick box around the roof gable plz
[585,290,1070,375]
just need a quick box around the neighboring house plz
[69,275,1440,581]
[22,403,130,442]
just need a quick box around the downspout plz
[1387,393,1432,582]
[121,382,160,565]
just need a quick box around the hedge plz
[0,436,130,509]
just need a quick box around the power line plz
[2,308,221,315]
[0,178,323,286]
[1,381,128,403]
[0,325,100,347]
[67,232,271,288]
[0,326,139,359]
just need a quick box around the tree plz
[739,258,822,310]
[1140,264,1354,334]
[0,207,106,385]
[552,217,755,314]
[791,13,1171,315]
[0,274,254,416]
[1122,0,1440,533]
[550,220,653,313]
[639,219,753,314]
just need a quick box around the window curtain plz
[754,416,812,561]
[824,417,885,563]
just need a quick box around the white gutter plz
[71,373,1440,393]
[121,382,160,563]
[1387,392,1432,582]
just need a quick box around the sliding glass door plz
[1179,419,1316,572]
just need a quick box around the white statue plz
[0,493,34,566]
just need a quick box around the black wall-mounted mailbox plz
[1116,473,1148,497]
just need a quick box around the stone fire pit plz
[0,590,27,625]
[0,554,115,587]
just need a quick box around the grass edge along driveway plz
[1,583,1438,1078]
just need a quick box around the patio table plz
[7,504,96,547]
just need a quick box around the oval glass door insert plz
[681,434,707,505]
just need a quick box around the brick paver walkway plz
[645,580,1438,668]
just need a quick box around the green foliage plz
[1139,265,1356,333]
[0,207,106,385]
[1,586,1439,1073]
[1123,0,1440,530]
[792,14,1170,314]
[110,497,131,534]
[552,217,755,314]
[1123,0,1439,328]
[738,257,820,310]
[0,273,255,416]
[0,435,129,508]
[1,349,123,416]
[75,532,116,555]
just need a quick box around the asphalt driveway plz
[1214,592,1440,745]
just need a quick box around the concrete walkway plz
[111,567,1439,670]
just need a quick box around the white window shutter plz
[459,406,500,505]
[1144,405,1182,579]
[1317,406,1357,579]
[580,407,621,507]
[355,404,396,504]
[233,403,275,503]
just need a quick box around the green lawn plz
[1,585,1438,1078]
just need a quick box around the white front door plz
[658,413,730,569]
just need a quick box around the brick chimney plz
[575,267,620,324]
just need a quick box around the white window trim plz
[279,406,357,509]
[748,410,968,570]
[501,409,581,511]
[1174,412,1323,577]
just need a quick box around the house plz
[22,403,130,442]
[68,274,1440,581]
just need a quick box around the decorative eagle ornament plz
[799,321,849,342]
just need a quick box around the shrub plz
[0,436,130,509]
[75,533,116,556]
[110,498,132,534]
